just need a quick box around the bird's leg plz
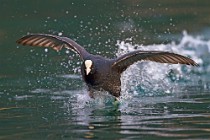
[115,97,120,102]
[88,88,95,99]
[113,97,120,107]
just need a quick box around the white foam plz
[116,31,210,98]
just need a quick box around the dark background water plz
[1,0,210,139]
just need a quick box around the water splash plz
[116,31,210,99]
[73,90,116,109]
[69,31,210,110]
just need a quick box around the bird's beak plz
[86,68,91,75]
[84,60,93,75]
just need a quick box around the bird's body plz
[16,34,198,99]
[81,55,121,97]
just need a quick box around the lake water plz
[1,0,210,139]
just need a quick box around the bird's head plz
[84,60,93,75]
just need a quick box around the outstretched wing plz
[16,34,90,60]
[112,50,198,73]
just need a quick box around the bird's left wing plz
[111,50,198,73]
[16,34,90,60]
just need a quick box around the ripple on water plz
[1,32,210,139]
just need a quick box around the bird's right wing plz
[16,34,90,60]
[112,50,198,73]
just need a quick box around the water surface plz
[1,0,210,139]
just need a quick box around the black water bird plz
[16,34,198,99]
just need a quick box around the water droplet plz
[44,48,48,52]
[66,50,70,54]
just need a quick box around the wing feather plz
[112,50,198,73]
[16,34,90,60]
